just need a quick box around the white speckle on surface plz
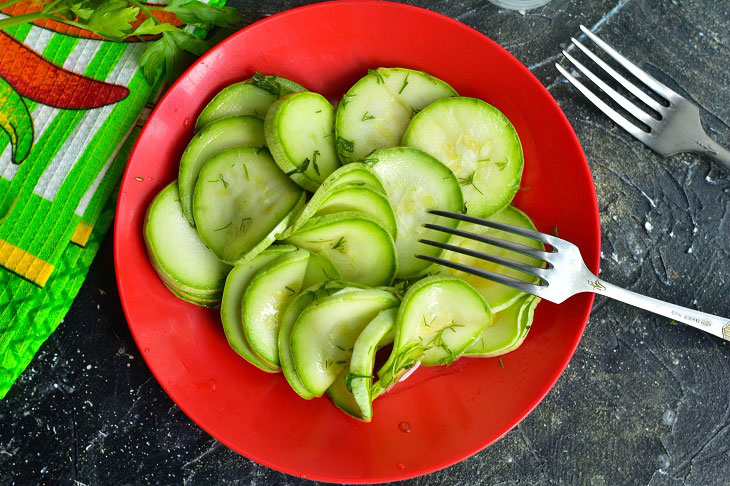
[645,222,653,232]
[86,364,92,370]
[662,409,677,426]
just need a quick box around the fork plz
[555,25,730,171]
[417,210,730,341]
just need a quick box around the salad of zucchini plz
[143,69,543,421]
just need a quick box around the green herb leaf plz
[139,30,210,83]
[361,111,375,122]
[164,0,242,29]
[131,17,177,36]
[86,0,139,40]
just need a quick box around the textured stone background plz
[1,0,729,484]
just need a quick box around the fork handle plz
[592,278,730,340]
[698,135,730,172]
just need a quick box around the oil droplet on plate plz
[398,421,411,433]
[183,117,190,127]
[397,463,405,470]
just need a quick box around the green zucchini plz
[178,115,265,225]
[281,182,397,240]
[284,212,397,287]
[439,205,544,312]
[376,276,491,391]
[291,288,400,397]
[367,147,463,278]
[319,162,386,194]
[335,68,457,163]
[144,182,231,300]
[196,74,306,130]
[349,307,396,421]
[465,294,540,357]
[242,249,310,369]
[220,246,297,373]
[403,97,524,217]
[279,280,351,399]
[265,92,340,191]
[193,147,305,264]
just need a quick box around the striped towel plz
[0,1,221,398]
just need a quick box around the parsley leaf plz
[86,0,140,40]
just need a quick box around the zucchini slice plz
[265,92,340,191]
[465,294,540,357]
[242,249,311,369]
[220,246,297,372]
[348,307,396,421]
[291,288,399,397]
[439,205,544,312]
[335,68,457,163]
[284,212,397,287]
[196,74,306,130]
[279,280,351,399]
[327,365,364,420]
[144,182,231,299]
[282,182,397,240]
[376,276,491,390]
[193,147,305,264]
[367,147,463,278]
[179,115,265,226]
[403,97,524,218]
[320,162,386,194]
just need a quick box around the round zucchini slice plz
[265,92,340,191]
[284,212,397,287]
[195,74,306,130]
[144,181,231,298]
[335,68,457,163]
[290,288,399,397]
[193,147,305,264]
[465,294,541,357]
[403,97,524,218]
[367,147,463,278]
[179,115,265,225]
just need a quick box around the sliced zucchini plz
[320,162,385,194]
[465,294,540,357]
[165,282,221,308]
[327,365,364,420]
[220,246,297,373]
[348,307,396,421]
[196,74,306,130]
[439,205,544,312]
[284,212,397,287]
[193,147,305,264]
[144,182,232,297]
[179,115,265,226]
[376,276,491,391]
[242,249,311,369]
[335,68,457,163]
[291,288,399,397]
[279,280,351,399]
[265,92,340,191]
[403,97,524,217]
[367,147,463,278]
[282,182,397,240]
[301,252,340,289]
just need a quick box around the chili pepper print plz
[0,77,33,164]
[0,0,183,41]
[0,32,130,110]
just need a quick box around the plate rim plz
[114,1,601,482]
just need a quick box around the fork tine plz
[416,255,544,296]
[570,37,666,113]
[555,63,653,144]
[423,222,552,262]
[562,50,659,128]
[579,25,679,101]
[419,238,547,281]
[430,210,560,247]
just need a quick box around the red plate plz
[114,1,600,482]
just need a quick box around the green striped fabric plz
[0,3,223,398]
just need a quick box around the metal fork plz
[417,210,730,341]
[555,25,730,171]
